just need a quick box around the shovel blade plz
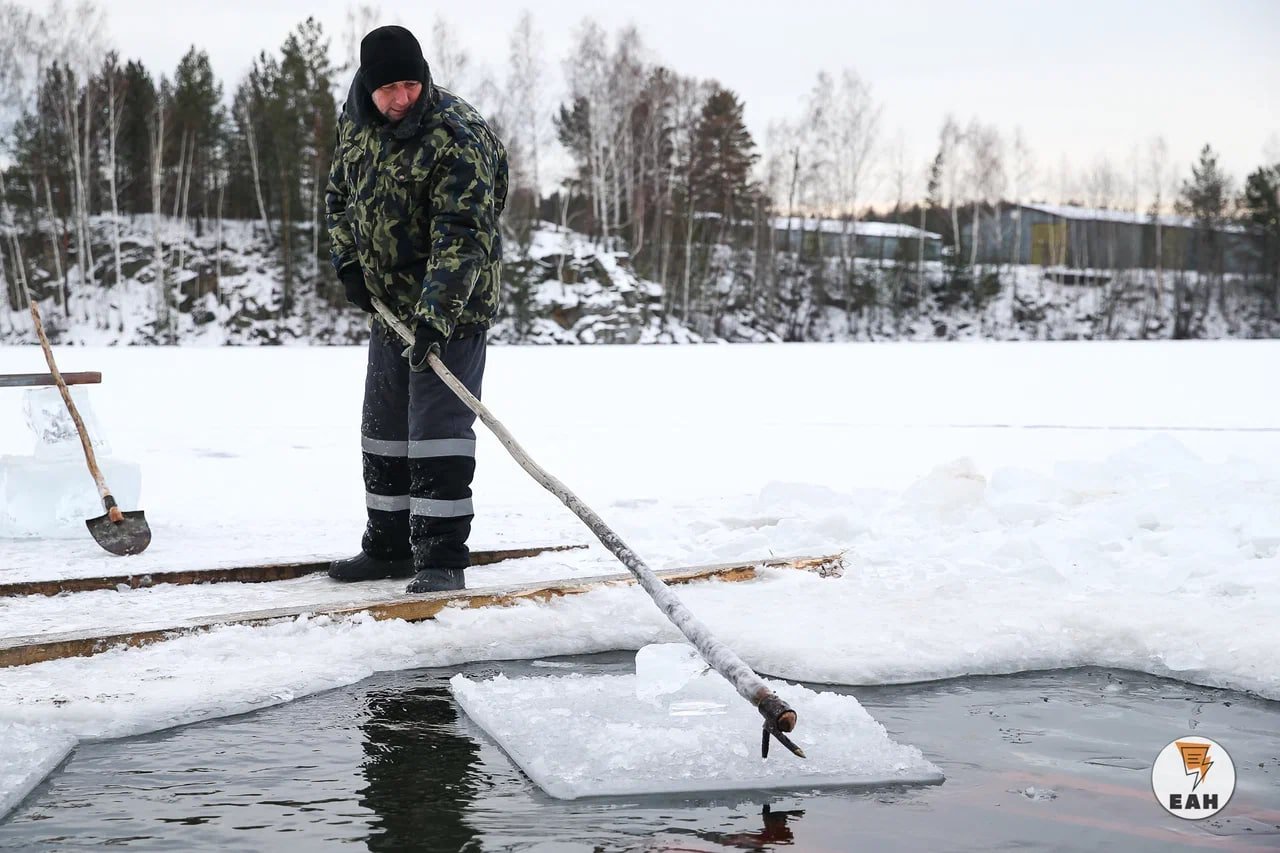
[86,510,151,556]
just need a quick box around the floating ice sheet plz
[450,669,943,799]
[0,723,76,819]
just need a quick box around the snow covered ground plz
[0,340,1278,818]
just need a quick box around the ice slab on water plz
[0,723,76,819]
[450,664,943,799]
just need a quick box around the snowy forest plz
[0,1,1278,345]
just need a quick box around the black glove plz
[339,264,373,313]
[409,321,449,373]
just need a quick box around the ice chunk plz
[451,670,943,799]
[634,643,709,705]
[22,387,110,459]
[2,387,141,539]
[1012,785,1058,801]
[0,723,76,820]
[0,455,141,539]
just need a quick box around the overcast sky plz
[17,0,1280,206]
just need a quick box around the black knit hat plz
[360,25,427,91]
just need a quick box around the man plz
[325,25,508,593]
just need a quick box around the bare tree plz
[830,68,882,314]
[506,10,546,200]
[341,3,384,75]
[936,115,964,261]
[671,75,709,319]
[963,118,1004,274]
[563,19,651,251]
[150,78,169,341]
[430,14,472,92]
[102,52,126,293]
[0,3,41,120]
[240,72,273,242]
[764,119,802,254]
[564,19,609,244]
[1145,136,1172,332]
[1008,127,1034,268]
[1085,155,1120,332]
[0,178,32,328]
[53,2,108,312]
[762,118,808,328]
[885,127,910,324]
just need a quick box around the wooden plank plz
[0,553,843,669]
[0,372,102,388]
[0,544,588,598]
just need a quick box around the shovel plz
[28,300,151,556]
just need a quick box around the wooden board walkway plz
[0,545,587,598]
[0,553,843,669]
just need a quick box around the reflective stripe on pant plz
[361,325,486,569]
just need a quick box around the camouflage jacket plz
[325,69,508,339]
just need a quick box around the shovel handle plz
[28,301,114,506]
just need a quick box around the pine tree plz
[553,96,595,237]
[170,47,224,230]
[1240,162,1280,314]
[225,18,338,318]
[1176,144,1233,334]
[690,87,757,223]
[273,17,337,313]
[117,60,157,214]
[93,51,127,289]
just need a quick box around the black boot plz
[328,551,415,582]
[406,567,466,593]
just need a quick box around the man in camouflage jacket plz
[325,25,508,594]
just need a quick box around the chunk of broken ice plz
[22,387,110,459]
[1,387,141,539]
[634,642,710,705]
[0,454,141,539]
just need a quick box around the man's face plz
[372,80,423,121]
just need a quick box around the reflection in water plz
[697,804,806,849]
[359,684,481,852]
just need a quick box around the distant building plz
[977,203,1261,275]
[772,217,943,262]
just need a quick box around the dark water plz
[2,657,1278,851]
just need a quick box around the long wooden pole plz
[28,301,122,523]
[372,299,805,757]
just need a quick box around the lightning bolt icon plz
[1176,741,1214,791]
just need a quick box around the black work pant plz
[360,324,486,570]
